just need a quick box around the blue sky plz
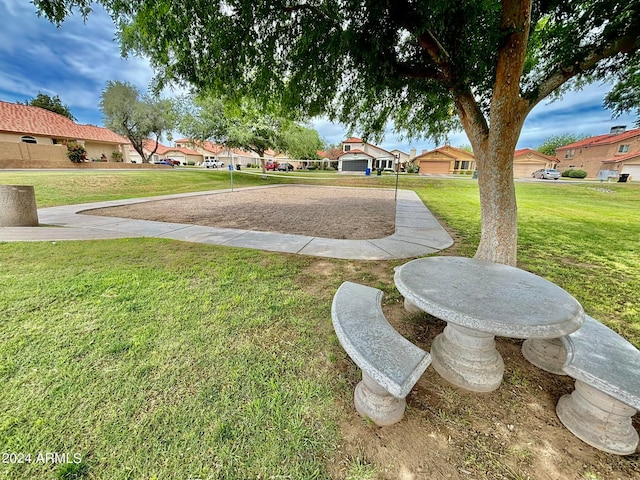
[0,0,635,153]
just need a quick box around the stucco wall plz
[0,141,67,161]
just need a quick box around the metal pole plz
[394,156,400,202]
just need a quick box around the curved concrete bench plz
[556,316,640,455]
[331,281,432,426]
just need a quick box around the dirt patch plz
[83,185,396,240]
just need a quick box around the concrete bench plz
[555,316,640,455]
[331,281,432,426]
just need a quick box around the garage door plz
[513,163,540,178]
[419,160,450,174]
[621,165,640,180]
[342,159,369,172]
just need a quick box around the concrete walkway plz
[0,187,453,260]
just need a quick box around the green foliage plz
[66,142,86,163]
[604,56,640,127]
[20,92,76,120]
[537,134,588,156]
[561,169,588,178]
[100,80,177,163]
[281,123,325,159]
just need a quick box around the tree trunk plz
[473,136,519,265]
[455,0,532,267]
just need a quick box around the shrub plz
[67,142,87,163]
[561,169,588,178]
[111,150,123,162]
[405,162,420,173]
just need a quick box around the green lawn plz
[1,170,639,479]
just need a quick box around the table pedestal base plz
[557,380,638,455]
[431,324,504,392]
[521,338,567,375]
[354,372,406,426]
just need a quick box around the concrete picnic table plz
[394,256,585,392]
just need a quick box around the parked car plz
[265,161,279,170]
[203,159,224,168]
[532,168,560,180]
[277,162,294,171]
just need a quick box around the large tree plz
[20,92,76,120]
[100,81,176,163]
[37,0,640,264]
[179,96,298,173]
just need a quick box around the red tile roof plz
[556,129,640,151]
[343,137,363,143]
[0,100,128,144]
[338,148,374,159]
[601,150,640,164]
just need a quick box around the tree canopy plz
[37,0,640,264]
[20,92,76,120]
[100,81,177,163]
[179,96,324,171]
[537,134,589,157]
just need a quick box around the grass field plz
[1,170,639,479]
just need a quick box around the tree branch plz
[526,34,639,114]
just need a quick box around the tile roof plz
[514,148,558,162]
[556,128,640,150]
[338,148,374,158]
[601,150,640,164]
[415,145,475,160]
[343,137,364,143]
[0,100,128,144]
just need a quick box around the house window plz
[344,145,351,152]
[564,149,575,159]
[21,136,37,144]
[618,144,630,154]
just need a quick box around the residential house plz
[174,138,261,167]
[513,148,559,178]
[555,126,640,179]
[0,100,130,166]
[129,139,203,165]
[414,145,476,175]
[338,137,397,172]
[390,148,411,168]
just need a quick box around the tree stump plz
[0,185,39,226]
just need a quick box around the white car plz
[203,159,224,168]
[532,168,560,180]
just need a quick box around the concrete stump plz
[557,380,639,455]
[354,372,406,426]
[431,323,504,392]
[522,338,568,375]
[0,185,39,226]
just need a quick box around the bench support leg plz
[521,338,567,375]
[557,380,639,455]
[403,298,423,314]
[431,323,504,392]
[354,372,406,426]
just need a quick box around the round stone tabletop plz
[394,256,585,338]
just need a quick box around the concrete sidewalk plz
[0,187,453,260]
